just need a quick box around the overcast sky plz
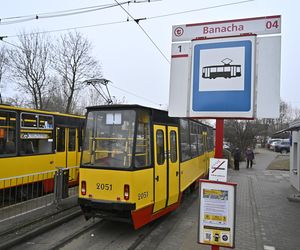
[0,0,299,110]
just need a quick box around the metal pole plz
[215,119,224,158]
[211,118,224,250]
[212,245,220,250]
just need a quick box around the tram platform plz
[136,148,300,250]
[1,149,299,250]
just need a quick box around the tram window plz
[82,110,136,168]
[21,113,38,128]
[190,122,198,158]
[180,119,191,161]
[170,131,177,163]
[156,130,165,165]
[198,127,204,155]
[20,137,53,155]
[78,129,83,151]
[57,128,65,152]
[0,111,17,157]
[69,128,76,151]
[208,129,215,151]
[135,111,151,168]
[39,115,53,129]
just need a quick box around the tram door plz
[153,125,180,213]
[153,125,167,213]
[167,126,180,206]
[56,127,78,168]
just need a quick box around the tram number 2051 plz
[96,183,112,191]
[138,191,149,200]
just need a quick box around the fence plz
[0,166,79,222]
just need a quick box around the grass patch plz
[267,155,290,171]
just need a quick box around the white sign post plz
[168,15,281,119]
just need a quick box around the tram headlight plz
[81,181,87,195]
[124,184,130,200]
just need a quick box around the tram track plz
[0,205,82,250]
[1,187,198,250]
[55,189,197,250]
[48,218,103,250]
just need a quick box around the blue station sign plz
[190,35,256,118]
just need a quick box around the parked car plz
[269,139,282,150]
[274,139,290,153]
[267,138,282,150]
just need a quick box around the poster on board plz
[198,180,237,248]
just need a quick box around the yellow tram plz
[78,105,214,229]
[0,104,85,195]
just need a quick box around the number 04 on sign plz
[209,158,228,182]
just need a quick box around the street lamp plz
[83,78,113,105]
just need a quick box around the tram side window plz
[170,131,177,163]
[156,130,165,165]
[190,121,198,158]
[78,129,83,151]
[180,119,191,161]
[39,115,53,129]
[68,128,76,151]
[0,111,17,156]
[21,113,38,128]
[208,129,215,151]
[57,128,65,152]
[198,126,204,155]
[135,111,151,168]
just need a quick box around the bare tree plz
[7,32,52,109]
[224,120,258,156]
[0,46,8,104]
[53,32,102,113]
[43,76,66,113]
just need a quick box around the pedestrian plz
[233,147,241,170]
[245,146,254,168]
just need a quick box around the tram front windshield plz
[82,110,136,168]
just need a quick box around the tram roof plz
[0,104,84,119]
[86,104,214,128]
[86,104,163,111]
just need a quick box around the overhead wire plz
[113,0,170,64]
[107,82,163,107]
[0,0,254,107]
[0,1,136,25]
[2,0,255,39]
[0,0,161,21]
[6,20,129,38]
[146,0,254,20]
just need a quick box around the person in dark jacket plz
[245,146,255,168]
[233,148,241,170]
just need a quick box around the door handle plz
[176,171,179,177]
[155,176,159,182]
